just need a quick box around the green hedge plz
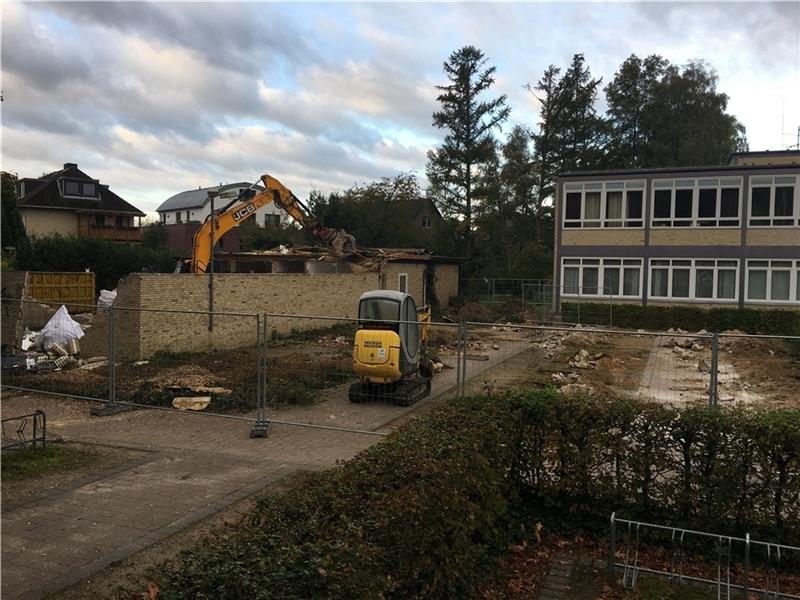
[562,302,800,336]
[149,391,800,599]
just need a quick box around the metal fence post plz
[92,305,119,416]
[459,321,467,397]
[709,333,719,406]
[743,533,750,599]
[608,512,617,579]
[251,314,269,438]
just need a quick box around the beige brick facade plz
[561,229,644,246]
[746,229,800,246]
[649,229,741,246]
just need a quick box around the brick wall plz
[432,264,459,305]
[746,229,799,246]
[650,229,740,246]
[561,229,644,246]
[81,264,460,360]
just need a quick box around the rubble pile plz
[6,306,93,374]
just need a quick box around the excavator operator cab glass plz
[358,298,400,332]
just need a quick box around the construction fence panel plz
[259,314,463,432]
[715,333,800,409]
[461,278,553,305]
[2,299,111,405]
[462,323,716,407]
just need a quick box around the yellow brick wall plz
[561,229,644,246]
[746,229,800,246]
[433,264,460,305]
[649,229,741,246]
[381,263,425,305]
[88,266,458,360]
[21,209,78,237]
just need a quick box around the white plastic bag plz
[98,289,117,310]
[39,306,85,351]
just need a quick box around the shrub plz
[148,391,800,598]
[562,302,800,336]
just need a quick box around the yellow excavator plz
[349,290,434,406]
[189,174,356,273]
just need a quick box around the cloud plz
[2,0,799,217]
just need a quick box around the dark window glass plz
[115,215,123,227]
[654,190,671,218]
[675,189,693,217]
[695,269,714,298]
[698,189,716,217]
[751,187,770,216]
[721,188,739,217]
[95,214,105,226]
[565,192,581,220]
[65,181,80,195]
[672,268,690,297]
[775,186,794,216]
[83,183,96,196]
[626,191,643,219]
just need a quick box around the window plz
[62,179,98,197]
[160,213,166,224]
[746,260,800,304]
[176,211,182,223]
[748,176,799,227]
[422,216,432,228]
[264,214,281,227]
[115,215,124,228]
[95,214,105,226]
[561,258,643,298]
[398,273,408,294]
[651,177,742,227]
[649,258,739,302]
[562,180,645,228]
[185,211,191,223]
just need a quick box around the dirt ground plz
[465,324,800,409]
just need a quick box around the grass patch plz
[1,444,98,481]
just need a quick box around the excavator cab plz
[349,291,432,406]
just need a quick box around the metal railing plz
[1,410,47,450]
[609,513,800,599]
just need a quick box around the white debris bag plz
[39,305,85,351]
[97,289,117,310]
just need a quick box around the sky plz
[2,1,799,220]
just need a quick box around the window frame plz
[560,257,643,298]
[747,175,799,228]
[649,177,742,228]
[421,215,432,229]
[562,180,646,229]
[398,273,408,294]
[647,258,740,303]
[745,259,800,305]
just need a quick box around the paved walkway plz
[2,338,529,599]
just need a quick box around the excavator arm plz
[190,174,356,273]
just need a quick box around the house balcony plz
[78,223,142,242]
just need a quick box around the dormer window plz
[62,179,98,198]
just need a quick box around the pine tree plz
[426,45,510,266]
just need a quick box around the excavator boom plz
[190,174,356,273]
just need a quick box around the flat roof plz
[559,162,799,179]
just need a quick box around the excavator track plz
[348,377,432,407]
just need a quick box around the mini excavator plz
[349,290,434,406]
[188,174,356,273]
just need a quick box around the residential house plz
[16,163,145,242]
[553,151,800,309]
[156,182,285,254]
